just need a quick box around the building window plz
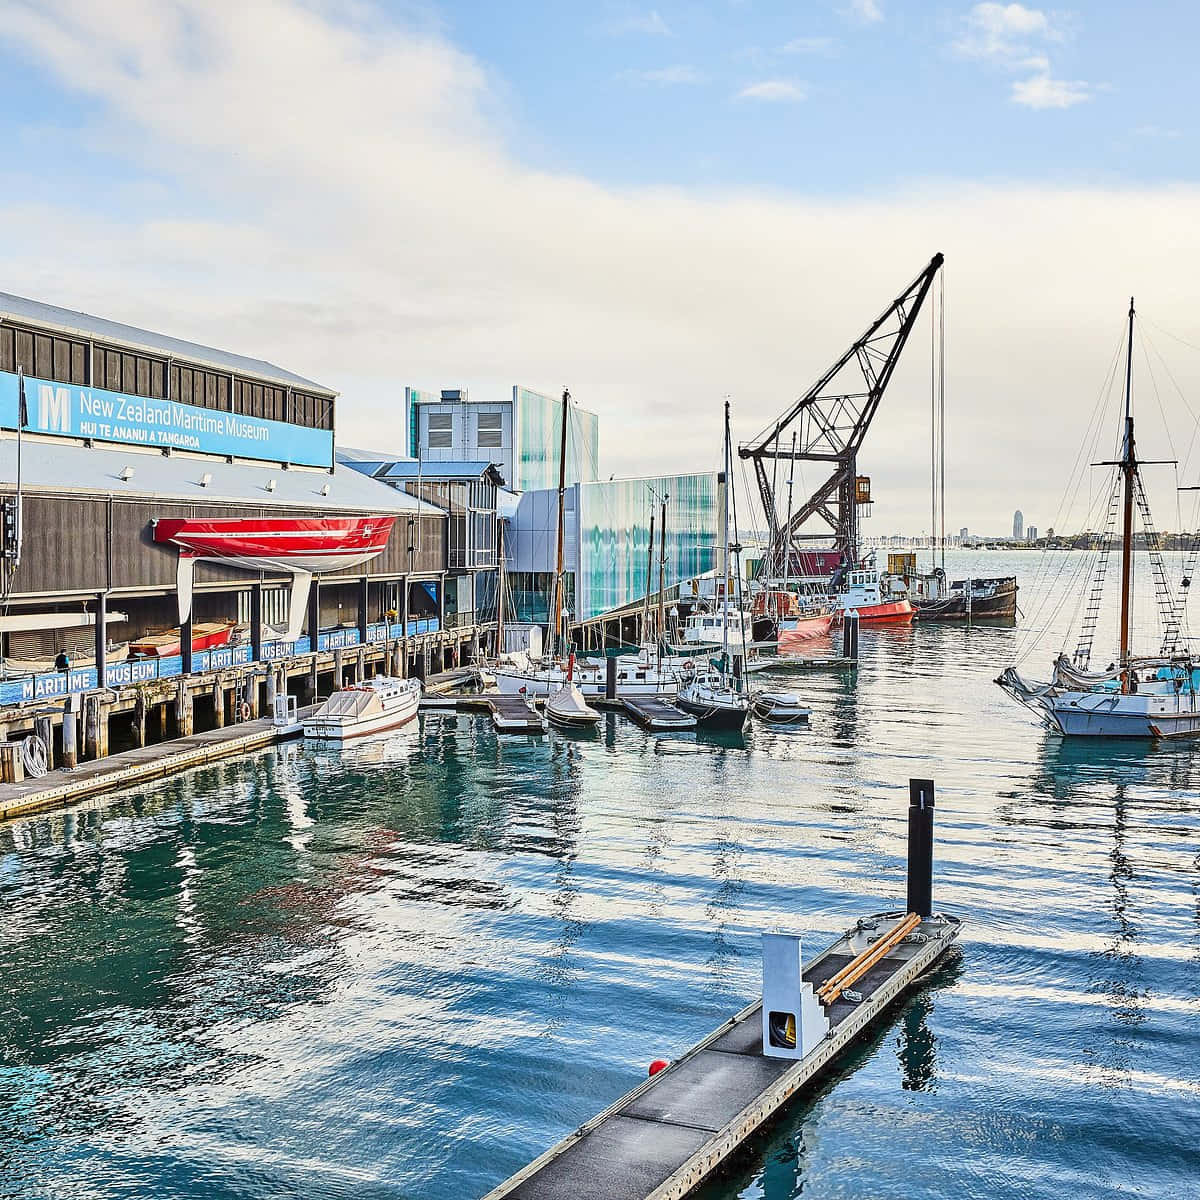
[0,325,88,385]
[477,411,502,449]
[428,411,453,449]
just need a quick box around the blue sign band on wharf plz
[0,370,334,468]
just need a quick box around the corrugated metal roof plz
[339,453,506,486]
[0,291,334,395]
[0,435,442,515]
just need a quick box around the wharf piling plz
[485,779,960,1200]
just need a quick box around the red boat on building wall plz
[153,515,395,641]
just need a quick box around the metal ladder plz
[1074,481,1122,669]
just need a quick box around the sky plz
[0,0,1198,537]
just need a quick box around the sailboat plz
[677,402,750,730]
[492,389,680,700]
[546,652,601,729]
[998,299,1200,738]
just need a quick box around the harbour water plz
[2,551,1198,1200]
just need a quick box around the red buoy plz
[648,1059,669,1077]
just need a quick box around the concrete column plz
[243,675,258,720]
[212,678,225,728]
[35,714,55,770]
[181,613,193,676]
[266,667,277,717]
[333,646,344,689]
[132,694,147,748]
[176,678,193,737]
[356,646,365,683]
[307,654,319,702]
[62,709,78,768]
[307,577,321,652]
[156,700,167,740]
[94,591,108,687]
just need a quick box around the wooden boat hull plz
[914,577,1017,620]
[128,622,236,658]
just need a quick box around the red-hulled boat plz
[153,516,394,574]
[837,565,915,624]
[154,515,395,642]
[129,620,239,659]
[777,610,836,653]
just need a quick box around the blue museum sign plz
[0,369,334,468]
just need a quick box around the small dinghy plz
[546,654,601,729]
[302,676,421,741]
[751,689,811,724]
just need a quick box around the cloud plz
[781,36,837,55]
[954,2,1053,60]
[0,0,1196,535]
[737,79,807,102]
[623,64,705,85]
[840,0,883,25]
[1011,73,1090,108]
[603,9,671,36]
[953,3,1092,111]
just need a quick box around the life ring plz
[240,701,252,722]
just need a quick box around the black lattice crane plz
[739,253,943,573]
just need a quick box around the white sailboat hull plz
[1042,689,1200,738]
[493,659,679,699]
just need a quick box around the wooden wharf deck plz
[484,910,960,1200]
[621,696,697,731]
[0,709,311,823]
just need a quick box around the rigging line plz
[1019,319,1127,619]
[1141,326,1200,478]
[939,264,947,572]
[1141,314,1200,359]
[1014,462,1119,662]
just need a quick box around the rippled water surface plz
[2,552,1198,1200]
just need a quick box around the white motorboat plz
[302,676,421,741]
[677,666,749,730]
[751,689,811,724]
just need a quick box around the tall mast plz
[495,515,506,658]
[552,388,570,660]
[722,400,732,667]
[657,495,667,654]
[642,506,655,645]
[1118,298,1137,687]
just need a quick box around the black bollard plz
[906,777,934,918]
[842,610,860,661]
[606,655,617,700]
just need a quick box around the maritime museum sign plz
[0,370,334,468]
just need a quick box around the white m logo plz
[38,385,71,433]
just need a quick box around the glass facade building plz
[513,386,599,492]
[576,473,718,621]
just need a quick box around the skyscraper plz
[1013,510,1024,539]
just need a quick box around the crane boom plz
[739,252,943,571]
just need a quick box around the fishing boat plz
[677,402,750,731]
[302,676,421,741]
[545,655,601,729]
[836,562,914,624]
[128,620,238,658]
[885,554,1018,621]
[751,689,811,724]
[998,298,1200,738]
